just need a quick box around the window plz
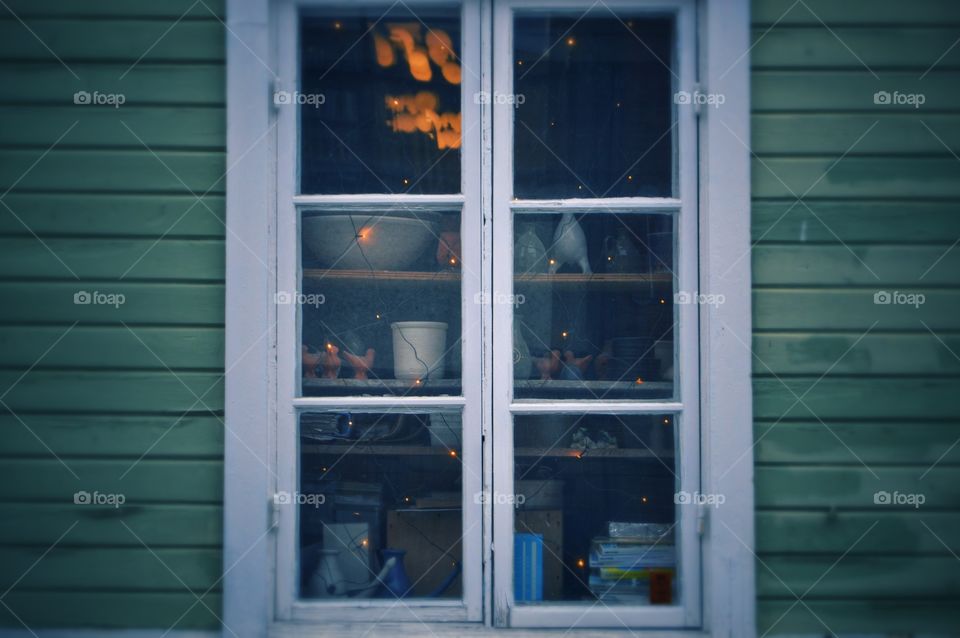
[224,0,754,635]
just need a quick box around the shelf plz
[301,443,673,459]
[302,377,462,395]
[301,268,671,286]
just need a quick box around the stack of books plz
[588,523,675,604]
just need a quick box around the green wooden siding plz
[0,0,225,631]
[752,0,960,634]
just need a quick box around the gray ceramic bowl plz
[302,212,440,270]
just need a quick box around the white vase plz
[391,321,448,380]
[549,213,591,274]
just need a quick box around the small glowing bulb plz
[321,467,327,472]
[659,298,666,304]
[326,343,333,351]
[548,258,556,266]
[607,256,613,262]
[449,450,457,458]
[575,452,584,459]
[566,37,576,46]
[576,558,586,568]
[404,496,411,503]
[414,378,422,385]
[663,417,670,425]
[635,377,644,385]
[361,538,368,547]
[616,102,622,108]
[402,178,410,186]
[517,60,523,66]
[561,330,568,339]
[353,511,360,517]
[577,184,583,191]
[642,496,649,504]
[449,257,457,265]
[333,21,343,30]
[375,313,382,320]
[627,175,633,181]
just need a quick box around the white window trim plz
[223,0,754,636]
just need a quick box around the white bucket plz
[391,321,448,380]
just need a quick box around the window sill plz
[270,622,708,638]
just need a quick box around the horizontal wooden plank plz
[0,326,224,369]
[753,245,960,285]
[0,20,223,62]
[0,238,225,281]
[0,459,223,503]
[0,547,221,590]
[0,106,225,149]
[0,150,225,194]
[0,64,224,105]
[755,466,960,508]
[0,503,222,546]
[753,28,960,69]
[752,200,960,243]
[754,289,960,331]
[753,0,960,25]
[0,414,223,457]
[754,377,958,419]
[753,71,960,111]
[0,370,224,414]
[758,600,960,636]
[0,1,224,18]
[753,333,960,376]
[753,113,960,155]
[757,510,960,554]
[754,421,960,465]
[0,193,225,237]
[754,157,960,199]
[0,591,220,629]
[760,556,960,598]
[0,283,224,325]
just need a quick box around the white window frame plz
[223,0,754,636]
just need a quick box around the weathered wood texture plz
[0,1,225,630]
[751,0,960,635]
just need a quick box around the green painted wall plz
[751,0,960,634]
[0,0,226,631]
[2,0,960,634]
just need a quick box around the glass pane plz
[513,14,674,199]
[512,211,674,400]
[299,8,462,194]
[513,413,678,604]
[298,410,464,600]
[298,207,462,396]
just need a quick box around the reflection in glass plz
[514,15,674,198]
[299,411,464,600]
[513,414,678,604]
[300,9,462,194]
[300,208,462,396]
[513,212,675,400]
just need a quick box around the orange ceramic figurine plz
[320,343,342,379]
[302,344,323,378]
[533,349,562,380]
[343,348,376,380]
